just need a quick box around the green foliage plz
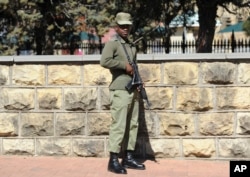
[196,0,250,53]
[0,0,249,55]
[0,0,8,5]
[0,0,196,55]
[243,17,250,36]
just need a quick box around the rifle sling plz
[120,41,142,87]
[120,40,151,107]
[120,43,135,65]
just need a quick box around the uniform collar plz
[115,34,132,44]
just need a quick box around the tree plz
[0,0,42,55]
[0,0,102,55]
[102,0,250,53]
[111,0,196,53]
[160,0,196,53]
[2,0,248,55]
[0,0,195,55]
[196,0,250,53]
[243,17,250,36]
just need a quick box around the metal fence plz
[145,38,250,54]
[17,38,250,56]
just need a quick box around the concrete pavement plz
[0,156,229,177]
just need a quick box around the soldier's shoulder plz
[109,34,119,42]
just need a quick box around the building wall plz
[0,53,250,160]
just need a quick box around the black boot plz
[108,152,127,174]
[121,151,145,170]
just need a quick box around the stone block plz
[48,65,81,85]
[84,64,111,85]
[37,88,62,109]
[216,87,250,110]
[72,139,105,157]
[164,62,198,84]
[158,113,195,136]
[0,65,9,85]
[12,65,45,85]
[146,87,173,110]
[3,139,35,155]
[20,113,54,136]
[56,113,85,136]
[201,62,235,84]
[64,88,97,111]
[2,88,35,110]
[219,138,250,158]
[138,64,161,84]
[176,87,213,111]
[138,111,157,136]
[183,139,216,157]
[0,113,19,137]
[100,87,110,110]
[87,112,111,135]
[148,139,180,158]
[238,63,250,84]
[36,138,71,156]
[199,113,234,135]
[237,113,250,135]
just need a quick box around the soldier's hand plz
[125,63,134,75]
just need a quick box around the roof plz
[170,13,221,28]
[219,21,244,33]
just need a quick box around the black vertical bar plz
[231,30,236,53]
[181,30,186,53]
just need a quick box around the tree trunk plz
[196,1,218,53]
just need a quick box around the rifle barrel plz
[132,25,160,45]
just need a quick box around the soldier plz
[100,12,145,174]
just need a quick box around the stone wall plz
[0,53,250,160]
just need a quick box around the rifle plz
[132,25,161,45]
[125,60,151,108]
[122,25,161,108]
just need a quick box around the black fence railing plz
[145,38,250,54]
[17,38,250,56]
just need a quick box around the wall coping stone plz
[1,53,250,64]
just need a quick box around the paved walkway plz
[0,156,229,177]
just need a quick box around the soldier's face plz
[115,24,132,39]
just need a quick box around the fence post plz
[181,28,186,53]
[164,35,170,54]
[231,30,236,53]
